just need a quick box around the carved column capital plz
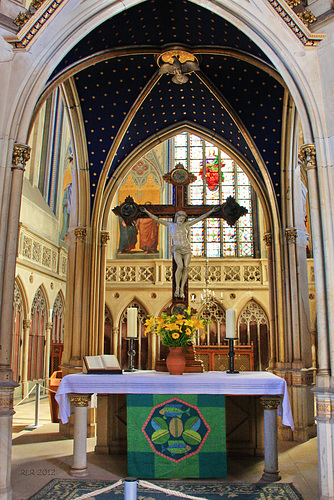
[70,394,91,407]
[299,144,316,171]
[12,144,31,170]
[260,396,281,410]
[23,319,31,330]
[285,227,298,243]
[263,232,272,246]
[74,227,87,243]
[46,322,53,331]
[100,231,110,246]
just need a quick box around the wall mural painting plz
[117,160,161,257]
[59,150,73,241]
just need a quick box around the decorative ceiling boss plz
[157,49,200,84]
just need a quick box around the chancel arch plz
[1,0,333,498]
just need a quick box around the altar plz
[55,370,294,481]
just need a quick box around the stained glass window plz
[174,132,254,257]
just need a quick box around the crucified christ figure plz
[140,205,221,299]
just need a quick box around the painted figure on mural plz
[140,205,221,298]
[117,217,138,254]
[139,202,159,254]
[60,182,72,240]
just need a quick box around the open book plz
[83,355,122,374]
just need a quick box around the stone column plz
[69,394,91,477]
[299,144,330,376]
[99,231,110,355]
[0,144,29,500]
[263,233,276,369]
[71,227,87,363]
[312,386,334,500]
[285,228,300,363]
[260,397,281,482]
[0,386,16,500]
[44,322,52,385]
[0,144,31,379]
[21,319,31,398]
[283,227,315,441]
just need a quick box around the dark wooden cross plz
[113,163,247,313]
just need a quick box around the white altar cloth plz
[55,370,294,429]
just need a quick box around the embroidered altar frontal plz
[127,394,226,479]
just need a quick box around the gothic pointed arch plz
[200,301,226,346]
[119,299,150,370]
[104,305,113,355]
[238,299,269,371]
[12,280,25,383]
[50,291,65,374]
[28,286,48,380]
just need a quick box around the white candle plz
[127,307,138,337]
[225,309,237,339]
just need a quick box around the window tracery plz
[173,132,254,257]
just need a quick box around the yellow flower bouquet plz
[144,306,206,347]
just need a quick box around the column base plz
[261,471,282,482]
[70,467,89,478]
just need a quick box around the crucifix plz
[113,163,248,314]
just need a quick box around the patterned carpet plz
[29,478,303,499]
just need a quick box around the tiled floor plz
[11,395,318,500]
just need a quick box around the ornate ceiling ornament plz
[297,9,317,27]
[266,0,324,46]
[157,49,199,84]
[13,0,46,28]
[286,0,300,6]
[298,144,317,170]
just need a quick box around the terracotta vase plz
[166,346,186,375]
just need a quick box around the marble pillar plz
[260,397,281,482]
[281,226,316,441]
[312,382,334,500]
[0,144,30,500]
[0,386,17,500]
[71,227,87,364]
[70,394,91,476]
[99,231,110,355]
[263,233,276,369]
[299,144,330,376]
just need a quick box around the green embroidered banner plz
[127,394,226,479]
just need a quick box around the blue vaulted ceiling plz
[48,0,285,211]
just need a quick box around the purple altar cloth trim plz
[55,370,294,430]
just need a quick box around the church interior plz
[0,0,333,499]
